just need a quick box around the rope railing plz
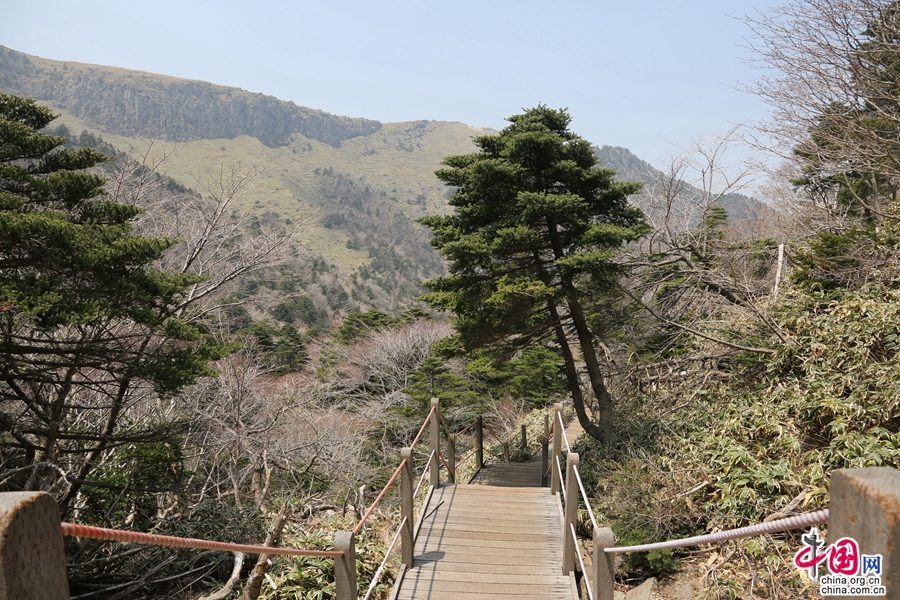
[59,523,343,557]
[556,410,571,453]
[570,523,595,600]
[361,516,407,600]
[413,451,435,500]
[353,458,407,535]
[572,464,600,534]
[607,509,830,553]
[438,452,453,477]
[456,447,478,468]
[545,401,842,600]
[555,455,566,503]
[454,418,479,437]
[409,405,436,451]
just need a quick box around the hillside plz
[0,45,750,317]
[595,144,762,224]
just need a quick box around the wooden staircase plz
[392,439,578,599]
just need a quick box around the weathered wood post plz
[0,492,69,600]
[593,527,616,600]
[447,433,456,484]
[475,416,484,470]
[829,467,900,599]
[563,452,580,575]
[551,403,563,495]
[521,424,527,452]
[430,398,440,488]
[541,414,549,487]
[334,531,357,600]
[400,448,414,568]
[502,441,510,462]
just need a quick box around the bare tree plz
[744,0,900,221]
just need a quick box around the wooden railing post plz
[551,403,563,495]
[541,414,549,487]
[563,452,579,575]
[447,434,456,483]
[0,492,69,600]
[521,424,527,452]
[829,467,900,598]
[334,531,357,600]
[400,448,414,568]
[475,416,484,470]
[502,441,510,462]
[430,398,440,488]
[593,527,616,600]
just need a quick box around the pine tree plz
[0,94,220,504]
[418,106,650,443]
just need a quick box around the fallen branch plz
[197,552,244,600]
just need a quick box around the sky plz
[0,0,780,169]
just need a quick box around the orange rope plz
[60,523,343,557]
[438,452,453,476]
[353,458,407,535]
[409,406,435,452]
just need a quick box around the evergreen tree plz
[0,94,221,507]
[418,106,650,443]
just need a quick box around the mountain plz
[595,145,763,225]
[0,45,757,320]
[0,46,380,147]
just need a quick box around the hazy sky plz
[1,0,779,168]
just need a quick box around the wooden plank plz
[396,578,572,594]
[417,536,560,554]
[397,454,577,600]
[406,559,562,574]
[403,570,570,585]
[413,550,562,567]
[416,527,553,542]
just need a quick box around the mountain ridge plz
[0,45,381,147]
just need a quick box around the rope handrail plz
[361,516,407,600]
[605,509,830,553]
[438,451,453,477]
[413,451,435,499]
[570,523,595,600]
[555,456,565,503]
[353,458,407,535]
[60,523,343,557]
[438,410,454,442]
[454,418,479,437]
[556,410,571,453]
[409,406,436,452]
[456,447,477,468]
[572,464,600,534]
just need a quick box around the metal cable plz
[60,523,343,557]
[570,523,595,600]
[361,516,407,600]
[606,509,830,553]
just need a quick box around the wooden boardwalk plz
[393,416,587,600]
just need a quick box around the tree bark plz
[240,503,290,600]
